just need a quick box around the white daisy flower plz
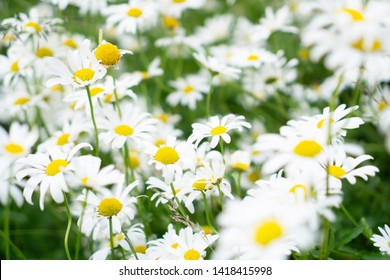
[15,143,92,210]
[146,224,181,260]
[160,0,206,17]
[0,122,38,161]
[133,57,164,81]
[0,160,24,207]
[97,103,157,149]
[93,40,132,68]
[45,39,107,88]
[0,45,33,86]
[146,136,196,183]
[371,224,390,255]
[193,52,241,80]
[188,114,252,148]
[228,150,251,173]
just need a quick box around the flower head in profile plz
[45,39,107,88]
[93,40,132,68]
[193,52,241,79]
[371,224,390,255]
[188,114,252,148]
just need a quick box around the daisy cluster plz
[0,0,389,260]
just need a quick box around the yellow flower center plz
[14,97,30,106]
[202,226,213,234]
[155,139,166,147]
[172,0,186,3]
[388,241,390,248]
[156,113,169,123]
[56,133,70,146]
[64,39,78,49]
[231,162,249,172]
[10,61,19,73]
[327,165,347,179]
[46,159,68,176]
[210,125,227,136]
[114,124,134,136]
[4,143,24,154]
[289,184,308,199]
[294,140,322,157]
[154,146,179,165]
[25,21,42,32]
[254,219,283,246]
[378,101,388,111]
[171,243,179,249]
[95,43,121,66]
[317,118,334,128]
[73,68,95,83]
[341,8,364,21]
[51,85,64,92]
[163,17,179,29]
[130,155,140,168]
[98,197,123,217]
[248,171,261,183]
[184,249,200,260]
[81,177,89,185]
[247,54,259,61]
[183,85,194,94]
[352,38,382,52]
[36,47,54,58]
[135,245,147,253]
[192,179,208,191]
[298,48,310,60]
[90,87,105,97]
[104,93,113,103]
[127,8,143,18]
[141,71,149,79]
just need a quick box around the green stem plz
[216,183,224,211]
[201,191,218,234]
[75,189,89,260]
[170,183,187,217]
[4,189,11,260]
[109,68,122,118]
[109,217,115,260]
[63,192,72,260]
[123,143,135,183]
[123,231,139,260]
[85,85,100,157]
[236,172,242,198]
[340,204,358,227]
[319,219,331,260]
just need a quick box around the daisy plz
[193,14,235,45]
[146,136,196,183]
[193,52,241,80]
[133,57,164,81]
[93,40,132,68]
[97,103,157,149]
[228,150,251,173]
[146,224,181,260]
[15,143,92,210]
[0,160,24,207]
[104,0,158,34]
[45,39,107,88]
[0,122,39,161]
[160,0,206,17]
[188,114,252,148]
[72,0,108,15]
[371,224,390,255]
[80,177,138,235]
[0,45,33,86]
[167,73,210,110]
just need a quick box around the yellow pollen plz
[155,139,166,147]
[90,87,105,97]
[81,177,89,185]
[248,171,261,183]
[46,159,68,176]
[56,133,70,146]
[4,143,24,154]
[127,8,143,18]
[141,71,149,79]
[254,219,283,246]
[294,140,322,157]
[317,118,334,128]
[202,226,213,234]
[352,38,382,52]
[163,17,179,29]
[10,61,19,73]
[171,243,179,249]
[51,85,64,92]
[298,48,310,60]
[156,113,169,123]
[378,101,388,111]
[130,155,140,168]
[104,93,113,103]
[64,39,78,49]
[25,21,42,32]
[172,0,186,3]
[231,162,249,172]
[73,68,95,83]
[95,43,121,66]
[388,241,390,248]
[342,8,364,21]
[14,97,30,106]
[327,165,347,179]
[98,197,122,217]
[247,54,259,61]
[210,125,227,136]
[36,47,54,58]
[183,85,194,94]
[154,146,179,165]
[289,184,308,199]
[3,34,16,42]
[184,249,200,260]
[135,245,147,253]
[114,124,134,136]
[192,179,208,191]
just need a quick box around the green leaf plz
[335,224,365,249]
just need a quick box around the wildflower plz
[93,40,132,68]
[193,52,241,79]
[371,225,390,255]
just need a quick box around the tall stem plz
[109,68,122,118]
[109,217,115,260]
[123,231,139,260]
[85,85,100,157]
[63,192,72,260]
[75,189,89,260]
[201,191,218,234]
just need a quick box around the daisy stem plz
[201,191,218,234]
[235,172,242,198]
[206,78,215,119]
[319,219,331,260]
[4,189,11,260]
[340,203,358,227]
[123,230,139,260]
[63,192,72,260]
[169,183,187,218]
[109,217,115,260]
[216,183,224,211]
[123,143,135,184]
[85,85,100,157]
[75,189,89,260]
[109,68,122,118]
